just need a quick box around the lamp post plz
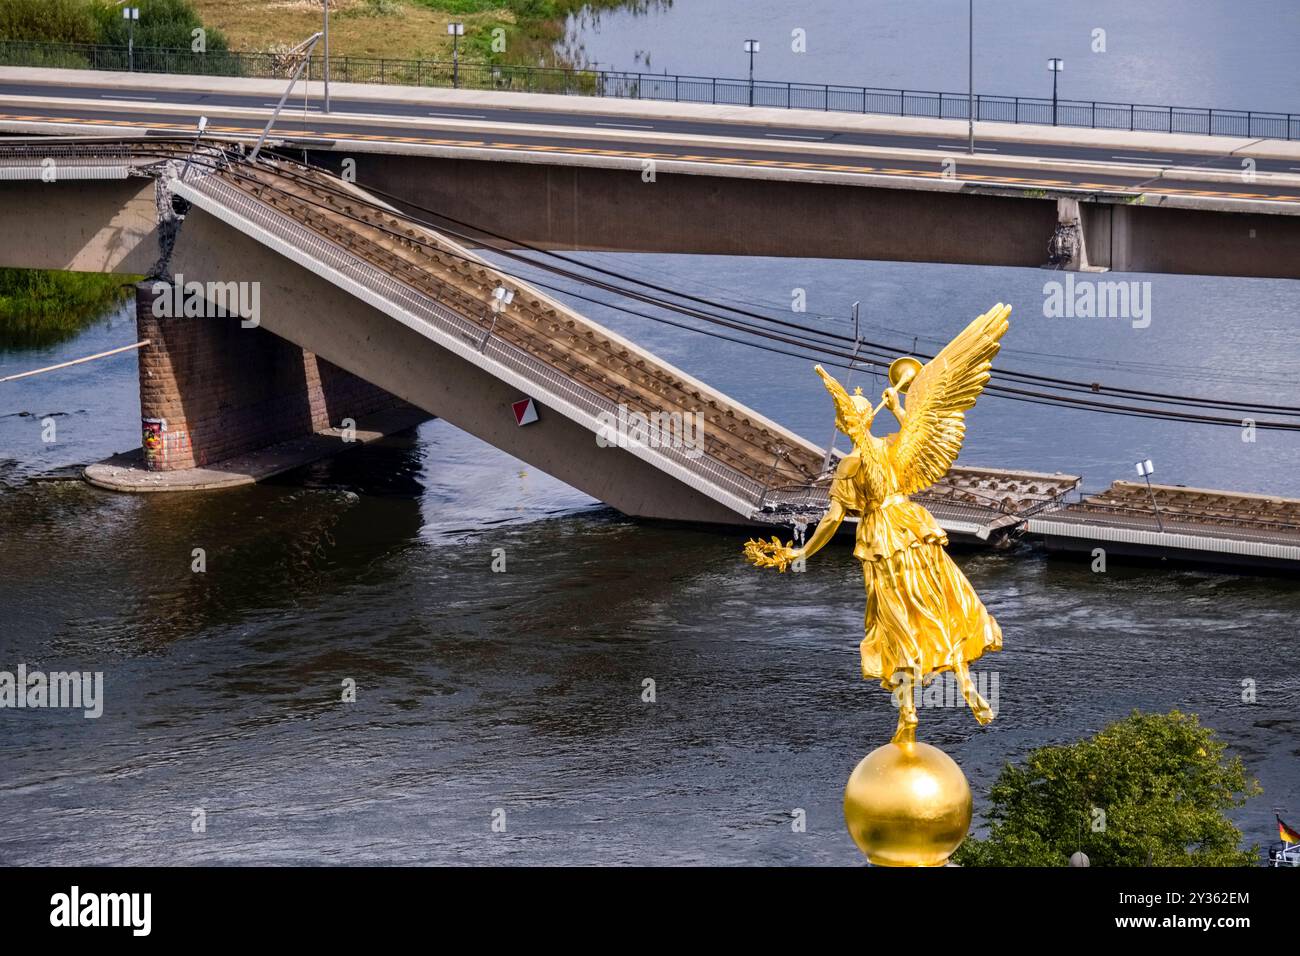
[322,0,330,113]
[122,6,139,73]
[967,0,974,153]
[251,32,324,162]
[180,115,209,182]
[1048,57,1064,126]
[1135,458,1164,532]
[480,285,514,350]
[743,39,760,107]
[448,22,464,88]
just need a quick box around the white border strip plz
[1027,517,1300,561]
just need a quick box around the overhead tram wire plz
[239,145,1276,411]
[12,138,1295,415]
[185,150,1300,430]
[218,153,1300,430]
[144,146,1300,431]
[517,276,1300,431]
[252,151,1300,419]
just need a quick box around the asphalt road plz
[2,77,1298,203]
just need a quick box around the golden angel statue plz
[745,304,1011,745]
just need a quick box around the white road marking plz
[764,132,825,140]
[101,94,156,101]
[1113,154,1173,163]
[429,111,487,119]
[595,121,655,129]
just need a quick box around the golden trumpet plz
[873,356,923,415]
[888,356,923,392]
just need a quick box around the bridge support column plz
[1047,197,1108,272]
[131,281,413,473]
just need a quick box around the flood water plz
[2,251,1297,865]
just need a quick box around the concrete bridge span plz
[0,139,1133,540]
[305,148,1300,280]
[0,140,830,525]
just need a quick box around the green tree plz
[90,0,229,52]
[956,710,1261,867]
[0,0,100,44]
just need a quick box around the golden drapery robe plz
[830,441,1002,688]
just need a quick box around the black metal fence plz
[2,40,1296,141]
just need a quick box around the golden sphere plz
[843,741,972,866]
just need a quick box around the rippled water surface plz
[2,250,1297,864]
[564,0,1300,112]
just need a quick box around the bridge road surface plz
[2,70,1300,205]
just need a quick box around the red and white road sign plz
[512,397,538,426]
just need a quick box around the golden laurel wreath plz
[743,536,799,572]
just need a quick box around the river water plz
[563,0,1300,112]
[2,4,1300,865]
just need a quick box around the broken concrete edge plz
[83,405,433,493]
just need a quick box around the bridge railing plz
[1,40,1296,141]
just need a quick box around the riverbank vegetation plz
[188,0,652,68]
[956,710,1261,866]
[0,271,135,350]
[0,0,230,54]
[0,0,667,71]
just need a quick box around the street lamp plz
[122,6,139,73]
[743,39,760,107]
[251,32,324,162]
[1135,458,1164,532]
[1047,57,1064,126]
[448,22,465,88]
[480,285,514,350]
[967,0,974,154]
[180,115,208,182]
[322,0,331,113]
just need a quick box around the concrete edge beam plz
[4,66,1298,160]
[4,91,1300,190]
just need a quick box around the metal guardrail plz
[185,170,770,511]
[0,140,142,179]
[756,474,1071,523]
[0,40,1296,141]
[1062,501,1300,537]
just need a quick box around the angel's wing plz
[814,364,859,431]
[887,303,1010,496]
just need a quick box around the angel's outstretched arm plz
[883,386,906,427]
[796,499,846,562]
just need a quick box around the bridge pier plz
[1047,197,1108,272]
[86,282,425,490]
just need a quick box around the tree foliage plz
[0,0,101,44]
[956,710,1261,867]
[0,0,228,51]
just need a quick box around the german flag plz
[1279,814,1300,844]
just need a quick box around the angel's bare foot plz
[891,668,919,744]
[954,663,995,726]
[891,718,917,745]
